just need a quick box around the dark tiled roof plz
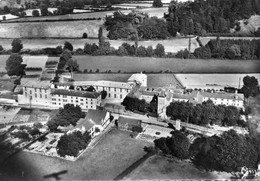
[51,89,101,99]
[86,109,109,125]
[118,116,142,127]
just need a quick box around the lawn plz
[75,55,260,73]
[124,155,231,180]
[175,73,260,89]
[0,129,151,181]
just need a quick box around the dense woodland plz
[104,0,260,40]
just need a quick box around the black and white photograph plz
[0,0,260,180]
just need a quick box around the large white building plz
[17,80,101,111]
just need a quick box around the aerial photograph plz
[0,0,260,180]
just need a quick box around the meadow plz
[0,129,151,180]
[175,74,260,89]
[74,55,260,73]
[124,155,231,180]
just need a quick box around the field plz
[0,129,151,180]
[175,74,260,89]
[124,155,231,180]
[74,55,260,73]
[0,20,103,38]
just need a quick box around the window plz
[52,102,56,105]
[91,102,93,105]
[108,87,110,91]
[108,93,110,97]
[25,92,27,97]
[58,99,61,102]
[63,95,67,98]
[63,99,67,102]
[40,89,42,93]
[30,90,32,94]
[80,99,83,101]
[86,105,88,108]
[40,94,42,98]
[45,95,47,99]
[114,94,116,98]
[120,94,122,99]
[52,98,56,101]
[120,88,122,92]
[114,88,116,92]
[35,88,37,92]
[76,100,78,103]
[35,93,37,98]
[81,103,84,105]
[45,90,47,93]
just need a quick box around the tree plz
[84,43,92,54]
[11,38,23,53]
[5,54,26,76]
[0,45,3,52]
[136,46,147,57]
[66,58,79,79]
[166,130,190,159]
[153,0,163,7]
[41,6,49,16]
[193,46,211,59]
[241,76,260,99]
[32,9,40,17]
[86,86,96,92]
[191,130,259,172]
[101,90,107,99]
[64,41,73,51]
[155,44,165,57]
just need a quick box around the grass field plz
[175,74,260,89]
[124,155,231,180]
[74,55,260,73]
[0,129,151,180]
[0,20,103,38]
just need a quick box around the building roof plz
[94,80,131,89]
[118,116,142,126]
[22,80,51,89]
[199,91,244,101]
[51,89,101,99]
[74,117,96,131]
[128,73,147,84]
[86,109,109,125]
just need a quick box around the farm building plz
[71,109,110,138]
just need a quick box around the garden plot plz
[26,133,63,157]
[0,106,21,124]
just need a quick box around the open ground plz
[0,129,151,181]
[123,155,231,180]
[74,55,260,73]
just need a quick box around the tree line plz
[154,129,260,173]
[104,0,260,40]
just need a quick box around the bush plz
[176,49,190,59]
[153,0,163,7]
[64,41,73,51]
[11,38,23,53]
[122,43,135,56]
[136,46,147,57]
[146,46,154,57]
[116,45,128,56]
[82,33,88,38]
[155,44,165,57]
[83,43,92,54]
[32,10,40,17]
[193,46,211,59]
[131,125,143,133]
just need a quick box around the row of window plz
[25,92,47,99]
[96,86,130,93]
[25,87,47,94]
[107,93,123,99]
[52,102,94,109]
